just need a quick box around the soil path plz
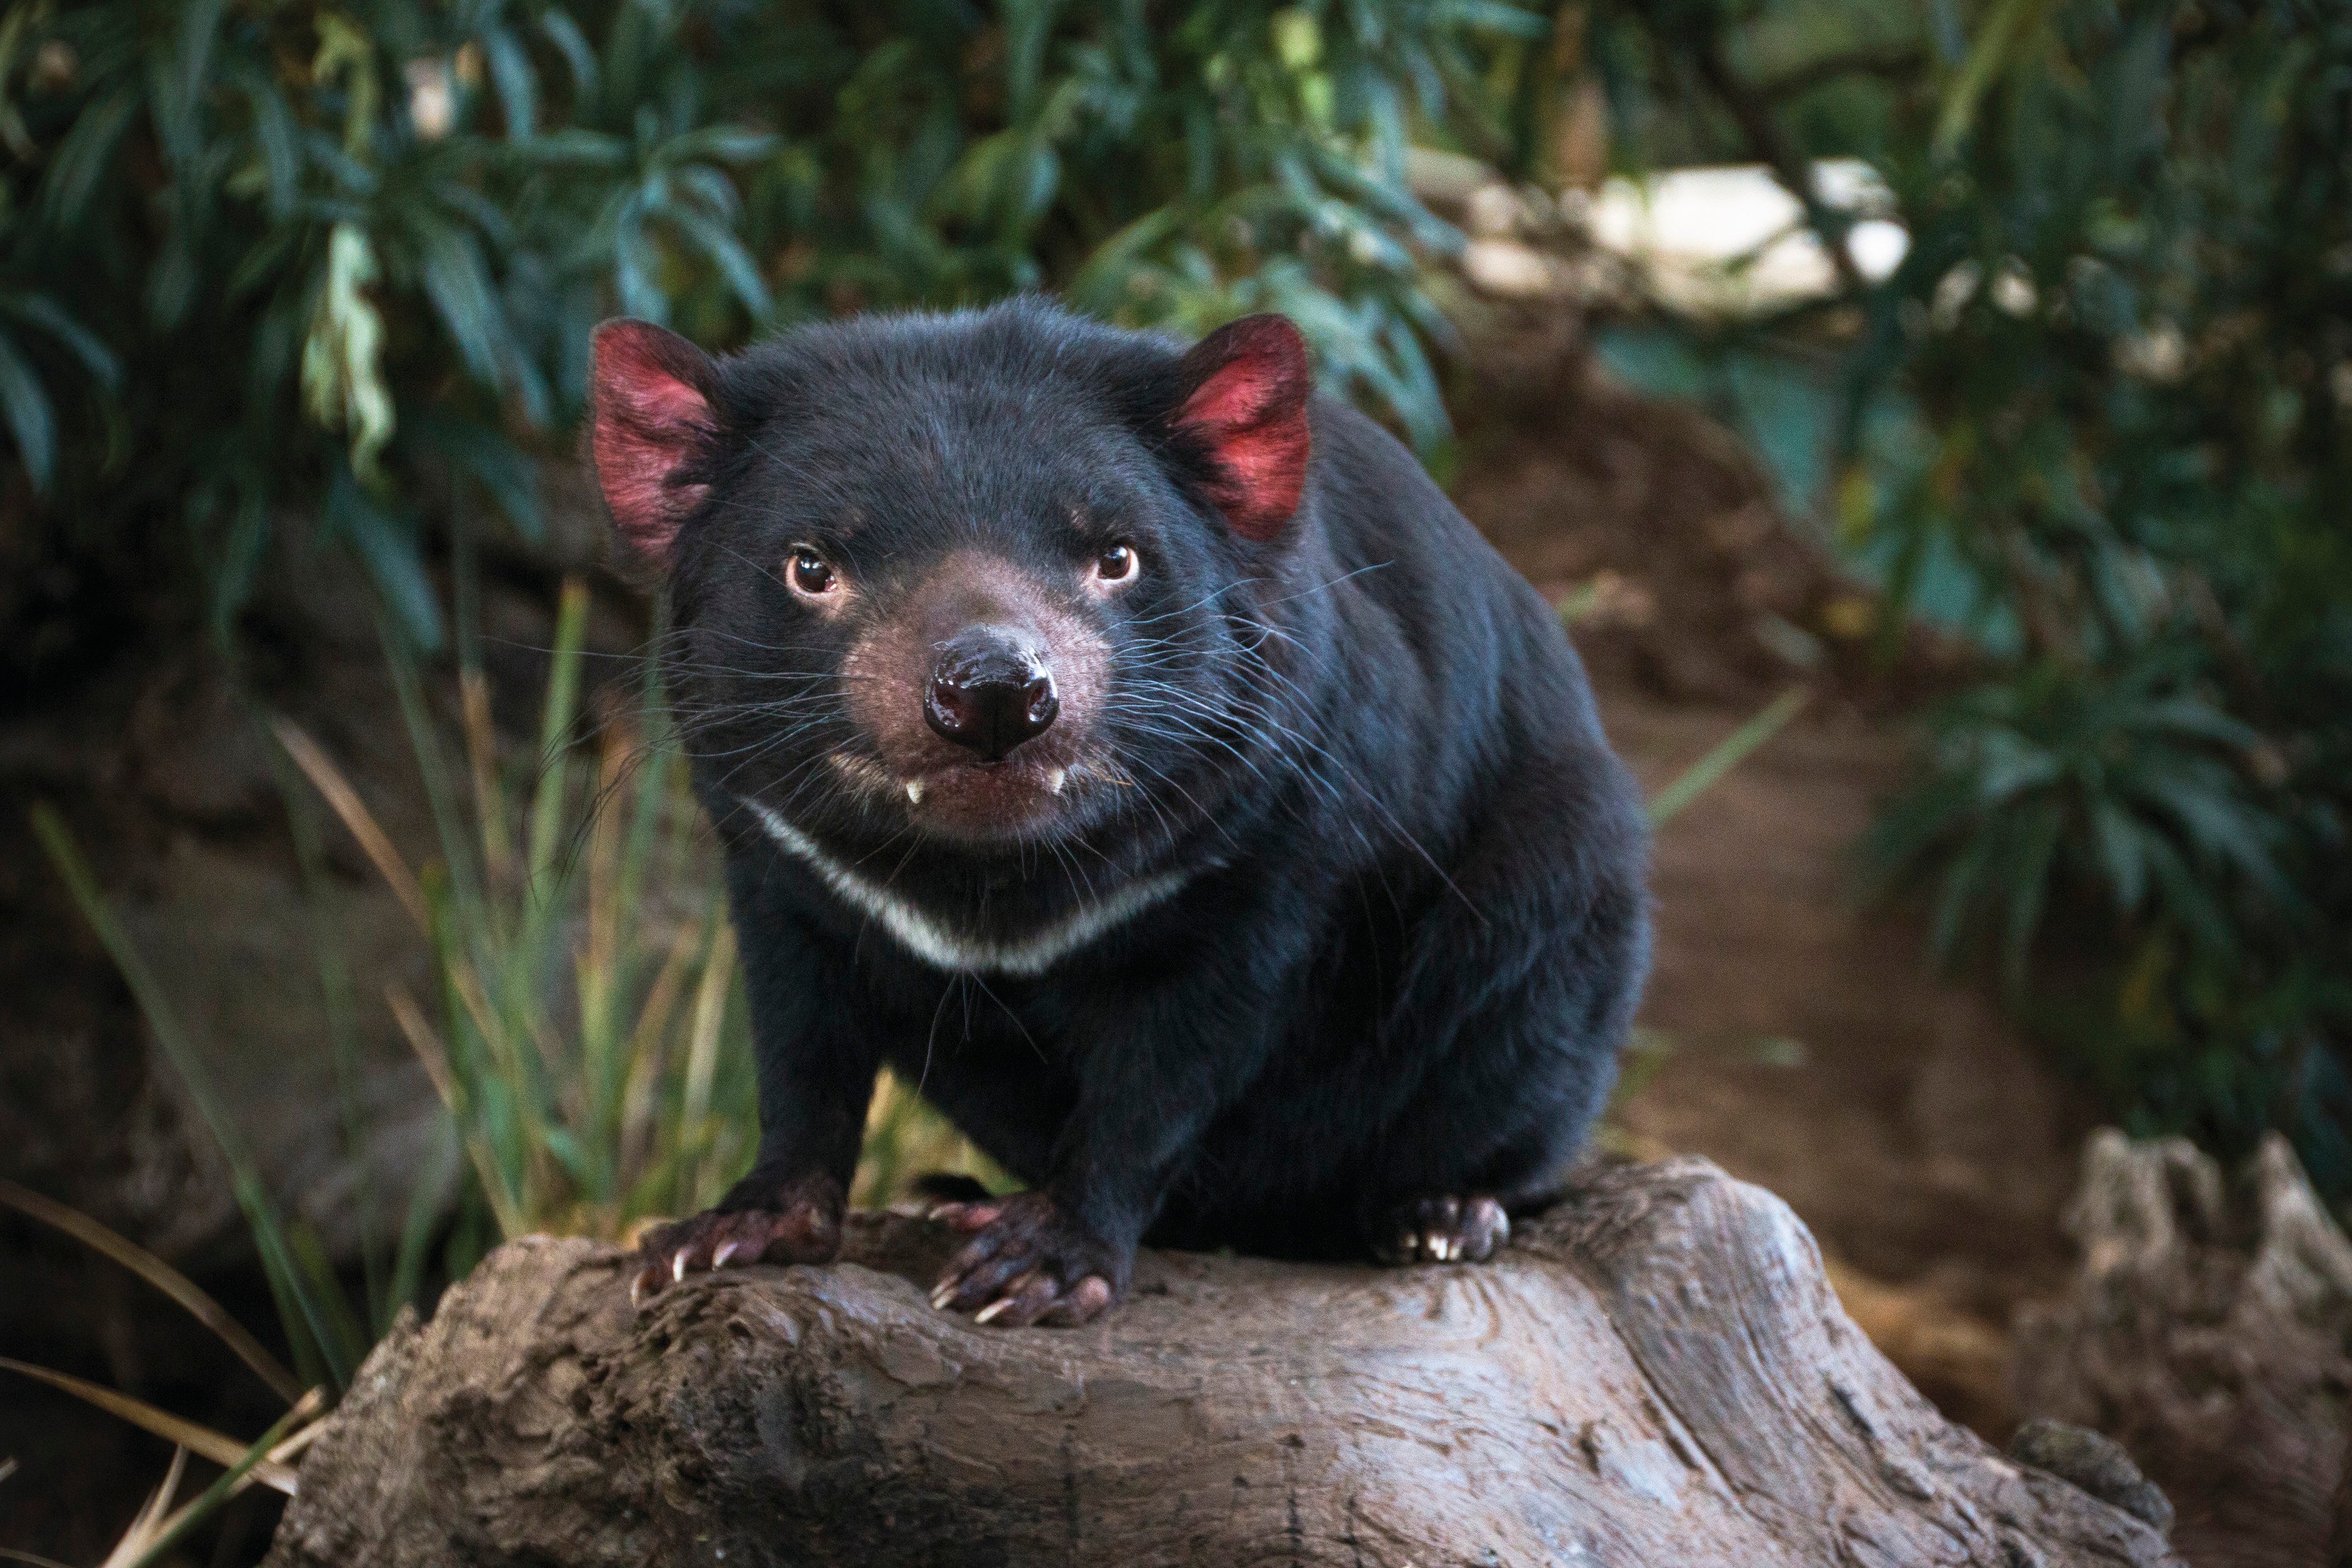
[1449,334,2094,1432]
[1599,690,2089,1433]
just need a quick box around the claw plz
[630,1274,647,1310]
[930,1281,957,1310]
[973,1296,1016,1325]
[713,1240,741,1269]
[905,779,925,805]
[672,1250,689,1283]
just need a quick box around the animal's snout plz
[924,628,1058,761]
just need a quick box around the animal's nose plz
[924,629,1058,761]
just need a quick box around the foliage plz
[1861,656,2284,991]
[1580,0,2352,1187]
[275,575,998,1269]
[37,573,987,1402]
[4,1183,326,1564]
[0,0,1547,653]
[274,578,760,1259]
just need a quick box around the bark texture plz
[2016,1130,2352,1568]
[266,1157,2175,1567]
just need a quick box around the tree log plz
[2015,1130,2352,1568]
[265,1158,2175,1567]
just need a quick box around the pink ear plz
[1171,315,1313,541]
[591,320,720,568]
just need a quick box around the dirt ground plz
[1449,319,2091,1435]
[1599,695,2084,1434]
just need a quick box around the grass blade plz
[30,804,350,1390]
[0,1360,302,1494]
[525,578,590,911]
[676,918,735,1202]
[96,1445,186,1568]
[0,1179,304,1407]
[1647,686,1813,829]
[270,717,427,933]
[126,1389,326,1568]
[460,666,515,889]
[263,726,390,1334]
[387,983,529,1240]
[4,1546,78,1568]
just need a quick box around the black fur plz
[636,297,1649,1297]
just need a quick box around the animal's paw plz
[909,1171,996,1214]
[927,1190,1123,1328]
[1371,1194,1510,1265]
[629,1171,844,1306]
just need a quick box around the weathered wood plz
[2016,1130,2352,1568]
[265,1158,2176,1567]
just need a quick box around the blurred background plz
[1,1,2346,1563]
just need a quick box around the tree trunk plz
[2015,1130,2352,1568]
[265,1157,2175,1567]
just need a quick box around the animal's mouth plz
[829,748,1114,840]
[900,753,1070,808]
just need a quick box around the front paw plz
[630,1172,844,1305]
[1370,1193,1511,1265]
[928,1190,1123,1328]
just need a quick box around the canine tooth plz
[1046,767,1067,795]
[905,779,925,804]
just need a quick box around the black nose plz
[924,630,1058,761]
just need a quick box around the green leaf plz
[539,10,598,95]
[413,413,544,541]
[413,221,513,392]
[0,332,58,494]
[43,84,141,228]
[328,467,446,652]
[5,295,121,390]
[662,203,773,317]
[480,25,537,141]
[2001,801,2065,990]
[2089,798,2149,916]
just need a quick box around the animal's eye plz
[788,546,837,597]
[1092,542,1138,585]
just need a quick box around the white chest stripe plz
[744,801,1190,976]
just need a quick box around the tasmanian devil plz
[598,297,1649,1328]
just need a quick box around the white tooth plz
[1046,768,1067,795]
[905,779,925,805]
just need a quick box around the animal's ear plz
[1169,314,1313,541]
[590,319,722,570]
